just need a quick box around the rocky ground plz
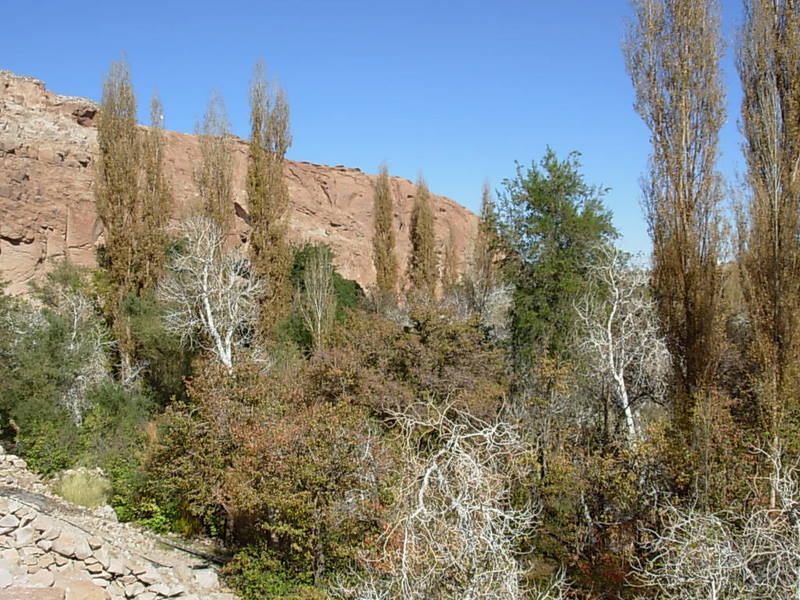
[0,449,239,600]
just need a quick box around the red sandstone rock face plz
[0,70,476,295]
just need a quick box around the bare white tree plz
[299,247,336,351]
[55,287,111,426]
[635,445,800,600]
[635,503,747,600]
[159,216,263,369]
[575,244,671,442]
[337,403,538,600]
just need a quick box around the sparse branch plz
[575,244,670,442]
[159,216,263,369]
[299,248,336,352]
[338,402,538,600]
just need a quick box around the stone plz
[52,536,75,558]
[43,527,61,541]
[31,515,57,532]
[37,554,55,570]
[73,537,91,561]
[14,526,35,546]
[85,562,104,574]
[138,568,160,585]
[37,540,54,552]
[29,568,55,587]
[193,568,218,589]
[91,577,109,588]
[124,581,144,597]
[136,593,157,600]
[94,547,110,570]
[147,583,170,596]
[87,536,104,550]
[0,516,19,529]
[0,588,65,600]
[56,570,111,600]
[1,549,19,564]
[107,557,125,577]
[0,569,10,588]
[166,584,186,597]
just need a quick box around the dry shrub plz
[52,467,113,508]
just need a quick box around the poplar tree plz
[408,177,437,297]
[247,60,293,334]
[372,164,398,308]
[195,91,233,234]
[95,60,170,377]
[441,225,459,296]
[470,182,501,315]
[624,0,726,437]
[737,0,800,455]
[139,95,171,291]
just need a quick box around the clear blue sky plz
[4,1,746,255]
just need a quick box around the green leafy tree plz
[497,148,616,366]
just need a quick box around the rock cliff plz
[0,70,476,294]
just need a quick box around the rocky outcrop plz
[0,450,236,600]
[0,70,477,295]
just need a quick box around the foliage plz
[194,91,234,233]
[224,545,326,600]
[159,216,263,369]
[624,0,726,436]
[248,59,293,335]
[144,357,392,582]
[51,467,113,508]
[497,148,616,365]
[408,176,437,298]
[338,403,537,600]
[95,59,171,378]
[736,0,800,451]
[372,164,398,309]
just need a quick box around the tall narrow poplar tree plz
[195,91,233,234]
[96,60,170,377]
[138,94,171,291]
[470,182,500,315]
[737,0,800,453]
[372,164,398,308]
[624,0,726,437]
[247,60,293,334]
[408,177,437,297]
[441,226,459,296]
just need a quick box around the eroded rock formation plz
[0,70,477,294]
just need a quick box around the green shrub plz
[223,545,326,600]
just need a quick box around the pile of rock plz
[0,452,237,600]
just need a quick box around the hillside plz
[0,70,476,294]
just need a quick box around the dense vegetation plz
[2,1,800,598]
